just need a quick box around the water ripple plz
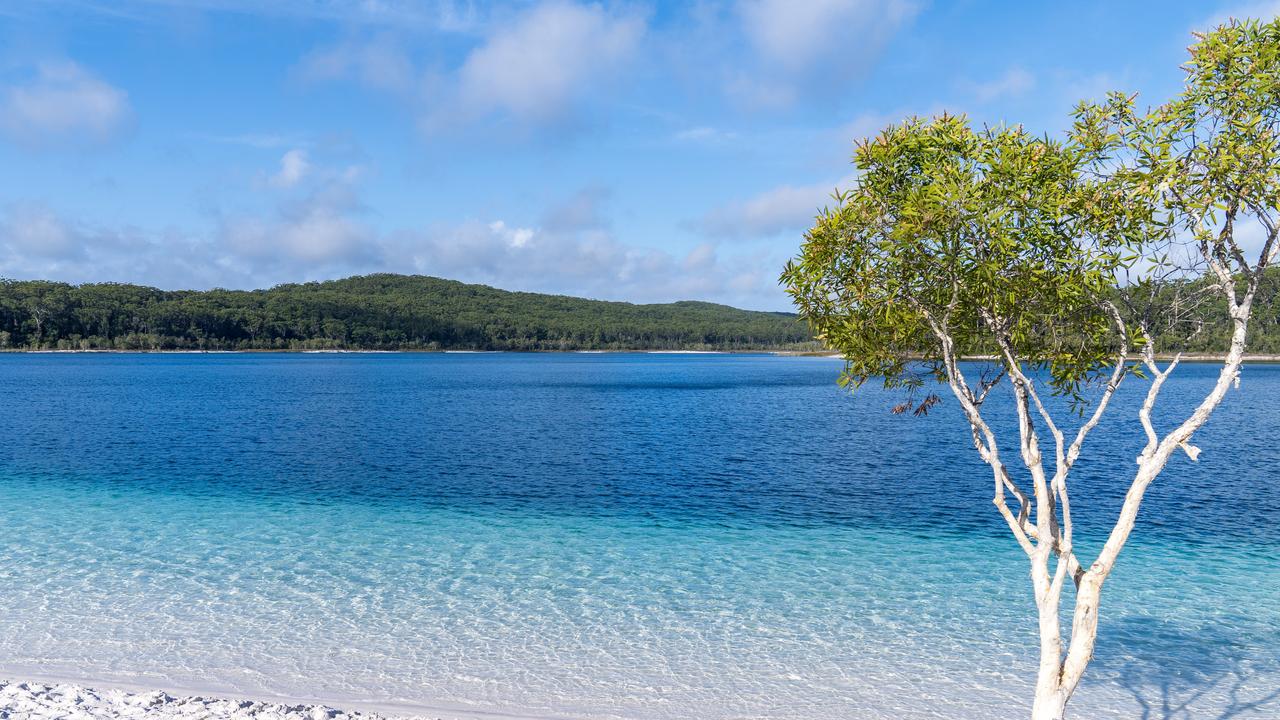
[0,353,1275,719]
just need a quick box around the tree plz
[782,19,1280,720]
[20,281,74,349]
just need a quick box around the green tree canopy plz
[782,112,1161,402]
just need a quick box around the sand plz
[0,679,424,720]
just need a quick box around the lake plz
[0,353,1276,719]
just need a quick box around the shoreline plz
[4,348,1280,362]
[0,675,567,720]
[0,678,412,720]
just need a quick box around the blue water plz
[0,353,1276,719]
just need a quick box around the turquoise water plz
[0,353,1276,719]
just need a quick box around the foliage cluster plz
[781,112,1162,403]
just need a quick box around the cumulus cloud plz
[739,0,916,71]
[297,2,646,134]
[0,60,131,147]
[969,66,1035,103]
[0,203,218,288]
[223,200,371,268]
[450,1,644,125]
[394,215,785,307]
[0,197,383,291]
[1,203,84,259]
[488,220,535,248]
[0,145,382,288]
[375,186,791,305]
[269,149,311,188]
[730,0,921,109]
[0,186,793,310]
[0,200,380,292]
[698,177,852,240]
[222,163,380,277]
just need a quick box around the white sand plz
[0,679,428,720]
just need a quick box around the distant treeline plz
[6,272,1277,355]
[1128,269,1280,354]
[0,274,817,351]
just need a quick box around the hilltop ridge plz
[0,274,816,351]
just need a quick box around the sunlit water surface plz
[0,353,1276,719]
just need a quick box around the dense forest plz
[1122,268,1280,354]
[4,271,1279,354]
[0,274,816,351]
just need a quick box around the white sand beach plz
[0,680,421,720]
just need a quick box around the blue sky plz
[0,0,1271,310]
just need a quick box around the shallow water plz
[0,353,1276,719]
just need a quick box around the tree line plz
[0,274,816,351]
[2,272,1276,354]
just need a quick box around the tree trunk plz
[1031,581,1071,720]
[1031,689,1069,720]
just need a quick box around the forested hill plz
[0,274,816,351]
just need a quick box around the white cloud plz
[739,0,918,71]
[0,197,380,291]
[970,66,1035,103]
[489,220,535,248]
[0,203,216,289]
[0,60,131,147]
[257,146,364,193]
[396,217,786,307]
[279,205,368,263]
[297,2,646,134]
[0,166,382,289]
[270,149,311,188]
[731,0,921,109]
[451,1,645,125]
[222,181,376,271]
[699,177,853,240]
[0,190,793,309]
[1,203,84,259]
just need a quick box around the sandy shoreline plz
[0,679,438,720]
[0,676,585,720]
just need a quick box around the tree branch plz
[913,302,1038,555]
[1064,301,1130,472]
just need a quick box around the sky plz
[0,0,1274,310]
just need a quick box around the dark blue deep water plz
[0,353,1276,719]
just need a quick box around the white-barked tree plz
[782,20,1280,720]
